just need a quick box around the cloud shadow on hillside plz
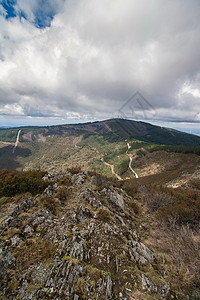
[0,146,32,170]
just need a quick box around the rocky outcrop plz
[43,183,58,196]
[0,198,36,230]
[42,170,71,181]
[129,240,155,265]
[42,259,86,298]
[0,171,174,300]
[141,274,170,298]
[104,187,126,209]
[0,244,16,276]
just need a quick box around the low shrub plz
[189,178,200,190]
[67,166,82,174]
[149,145,200,156]
[128,200,140,215]
[58,175,72,186]
[0,169,48,197]
[145,189,173,212]
[123,183,138,197]
[56,187,71,202]
[40,196,59,215]
[136,149,146,157]
[143,186,200,227]
[97,208,111,222]
[88,172,118,190]
[14,237,56,271]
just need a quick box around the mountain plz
[0,118,200,188]
[1,118,200,145]
[64,118,200,146]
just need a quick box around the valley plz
[0,118,199,188]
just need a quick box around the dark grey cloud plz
[0,0,200,125]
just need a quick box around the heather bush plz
[128,200,140,214]
[67,166,82,174]
[0,169,48,197]
[158,189,200,227]
[56,187,70,202]
[97,208,111,222]
[143,185,200,227]
[40,196,59,215]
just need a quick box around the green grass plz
[148,144,200,156]
[0,128,20,142]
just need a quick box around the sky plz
[0,0,200,135]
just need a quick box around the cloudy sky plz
[0,0,200,134]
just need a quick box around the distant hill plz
[0,118,200,146]
[0,118,200,182]
[64,118,200,146]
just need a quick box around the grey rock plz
[129,240,155,265]
[141,274,157,293]
[158,284,170,298]
[106,275,112,299]
[44,260,86,298]
[141,274,170,298]
[28,208,53,227]
[0,198,36,230]
[43,184,58,196]
[70,237,86,261]
[42,171,71,181]
[23,225,34,237]
[109,188,125,209]
[0,247,16,275]
[90,175,97,186]
[72,174,85,185]
[10,235,23,247]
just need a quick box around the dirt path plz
[74,136,83,148]
[13,130,21,154]
[126,142,139,178]
[101,158,122,180]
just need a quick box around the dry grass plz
[58,175,72,186]
[55,187,71,203]
[14,237,56,271]
[97,208,112,222]
[39,195,60,215]
[128,200,140,215]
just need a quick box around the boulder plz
[0,198,36,230]
[0,247,16,276]
[129,240,155,265]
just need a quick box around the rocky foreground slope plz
[0,170,199,299]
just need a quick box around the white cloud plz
[0,0,200,125]
[0,103,24,115]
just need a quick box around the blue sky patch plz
[0,0,56,28]
[1,0,17,18]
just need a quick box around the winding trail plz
[100,141,139,180]
[13,130,21,154]
[126,142,139,178]
[101,158,122,180]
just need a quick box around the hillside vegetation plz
[0,118,199,187]
[0,169,200,299]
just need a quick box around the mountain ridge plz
[1,118,200,146]
[0,118,200,185]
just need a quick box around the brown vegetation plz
[97,208,111,222]
[14,237,56,271]
[67,166,82,174]
[0,169,48,197]
[56,186,71,203]
[39,195,59,215]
